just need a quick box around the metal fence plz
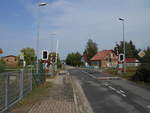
[0,69,32,113]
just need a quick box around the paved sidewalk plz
[9,75,76,113]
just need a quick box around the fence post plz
[19,69,24,100]
[5,73,9,110]
[30,68,32,91]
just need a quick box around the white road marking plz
[109,87,116,91]
[116,90,122,94]
[147,106,150,109]
[115,90,127,97]
[120,90,125,94]
[81,71,96,79]
[81,70,127,97]
[104,83,109,86]
[108,86,116,91]
[121,94,127,97]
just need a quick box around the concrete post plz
[5,73,8,109]
[30,68,33,91]
[19,69,24,99]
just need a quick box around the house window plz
[109,58,112,62]
[7,59,8,61]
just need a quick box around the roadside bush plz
[0,59,6,72]
[132,64,150,83]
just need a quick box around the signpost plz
[118,53,125,74]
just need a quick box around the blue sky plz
[0,0,150,59]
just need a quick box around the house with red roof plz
[125,58,140,67]
[3,55,18,67]
[90,50,118,68]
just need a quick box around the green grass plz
[134,81,150,87]
[103,67,150,87]
[8,82,52,112]
[20,82,52,104]
[0,65,22,73]
[103,67,137,79]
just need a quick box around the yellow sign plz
[138,51,145,57]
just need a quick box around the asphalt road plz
[68,68,150,113]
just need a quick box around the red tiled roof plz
[3,55,17,58]
[125,58,139,63]
[90,50,114,61]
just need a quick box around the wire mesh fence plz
[0,69,32,113]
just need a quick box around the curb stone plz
[67,71,94,113]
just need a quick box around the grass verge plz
[8,82,52,113]
[103,68,150,87]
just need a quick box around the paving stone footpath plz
[8,75,76,113]
[7,71,94,113]
[28,75,76,113]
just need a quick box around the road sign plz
[138,51,145,58]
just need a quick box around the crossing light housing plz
[42,50,48,60]
[119,53,125,62]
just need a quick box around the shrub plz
[0,59,6,72]
[132,64,150,83]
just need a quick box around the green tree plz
[132,63,150,83]
[66,52,82,66]
[0,48,3,54]
[114,40,138,58]
[84,39,98,64]
[139,47,150,63]
[132,47,150,83]
[20,47,36,65]
[0,59,5,72]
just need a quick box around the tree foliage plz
[20,47,36,65]
[84,39,98,64]
[0,59,5,72]
[139,47,150,63]
[132,63,150,83]
[66,52,82,66]
[0,48,3,54]
[132,47,150,83]
[114,40,138,58]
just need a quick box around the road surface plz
[68,68,150,113]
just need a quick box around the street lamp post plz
[119,18,126,73]
[36,2,47,74]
